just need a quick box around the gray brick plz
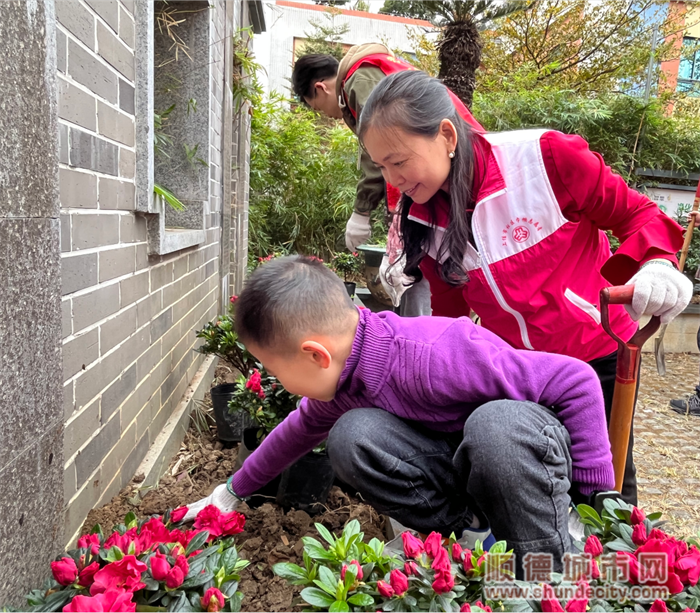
[57,30,67,73]
[120,270,148,307]
[64,380,75,420]
[119,147,135,179]
[100,421,136,489]
[99,245,135,282]
[135,243,148,271]
[97,22,134,80]
[62,252,98,295]
[136,340,161,380]
[97,100,134,146]
[62,328,99,381]
[67,39,118,103]
[59,78,97,131]
[137,291,161,326]
[118,6,134,48]
[62,299,72,338]
[100,305,137,354]
[64,469,102,541]
[120,433,149,487]
[72,282,120,332]
[118,79,134,115]
[85,0,119,31]
[101,363,136,422]
[56,0,96,49]
[174,255,188,280]
[60,168,97,209]
[71,213,119,250]
[64,462,77,504]
[64,398,100,460]
[98,177,134,209]
[150,307,172,342]
[119,213,137,242]
[60,213,71,252]
[59,123,70,164]
[120,0,134,15]
[69,128,118,176]
[162,278,182,308]
[76,414,120,484]
[150,263,173,291]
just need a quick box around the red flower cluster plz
[63,588,136,612]
[193,504,246,540]
[245,369,265,399]
[202,587,226,611]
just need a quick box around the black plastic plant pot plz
[344,281,356,299]
[276,450,335,515]
[210,383,251,443]
[234,427,281,508]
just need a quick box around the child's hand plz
[182,483,240,522]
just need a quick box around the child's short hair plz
[235,255,356,351]
[291,54,339,102]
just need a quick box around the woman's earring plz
[448,151,455,159]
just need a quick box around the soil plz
[81,354,700,610]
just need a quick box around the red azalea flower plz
[220,510,246,536]
[404,561,418,576]
[630,522,647,546]
[630,507,646,525]
[474,601,492,612]
[150,553,170,582]
[90,556,147,596]
[459,605,471,612]
[169,529,196,549]
[170,507,188,523]
[649,600,668,612]
[341,560,363,582]
[431,547,452,574]
[675,545,700,586]
[229,295,238,304]
[77,534,101,557]
[245,370,263,395]
[452,542,464,562]
[389,569,408,596]
[377,580,395,598]
[401,532,424,559]
[63,588,136,612]
[424,532,443,559]
[590,558,600,580]
[193,505,224,538]
[463,549,474,573]
[541,598,564,612]
[165,566,185,589]
[78,562,100,588]
[52,557,78,586]
[616,551,640,584]
[202,587,226,612]
[140,517,172,547]
[583,535,603,558]
[431,569,454,594]
[635,539,684,593]
[565,599,587,612]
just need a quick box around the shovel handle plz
[600,286,661,353]
[601,286,634,305]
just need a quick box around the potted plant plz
[331,251,362,299]
[195,296,258,443]
[230,369,335,514]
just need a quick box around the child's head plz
[291,54,343,119]
[235,255,358,401]
[358,70,475,286]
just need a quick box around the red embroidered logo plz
[512,226,530,242]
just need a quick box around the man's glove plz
[625,259,693,324]
[182,483,240,522]
[345,212,371,250]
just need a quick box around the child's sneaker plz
[456,526,496,551]
[670,390,700,416]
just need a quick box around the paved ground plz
[635,352,700,538]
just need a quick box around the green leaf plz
[606,538,635,552]
[646,512,663,521]
[228,592,243,613]
[576,504,602,523]
[343,520,361,538]
[273,562,308,582]
[221,579,239,598]
[313,579,337,597]
[180,570,215,590]
[154,183,186,211]
[221,546,239,574]
[302,537,335,561]
[602,498,622,515]
[185,531,209,556]
[315,523,336,547]
[318,566,338,592]
[90,524,103,537]
[301,587,336,608]
[329,600,350,612]
[489,541,507,554]
[171,592,194,612]
[348,593,375,606]
[36,589,73,612]
[124,511,138,528]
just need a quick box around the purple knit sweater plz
[232,308,614,497]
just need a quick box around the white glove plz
[625,259,693,324]
[345,212,371,250]
[182,483,240,522]
[380,253,410,308]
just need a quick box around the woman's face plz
[362,120,457,204]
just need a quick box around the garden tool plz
[600,286,660,492]
[654,181,700,376]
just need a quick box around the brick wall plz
[59,0,248,545]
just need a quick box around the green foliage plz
[249,91,360,260]
[379,0,436,21]
[231,27,260,114]
[153,183,186,212]
[296,9,350,61]
[676,205,700,281]
[331,251,362,281]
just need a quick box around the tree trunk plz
[437,19,482,108]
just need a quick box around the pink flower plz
[165,566,185,589]
[431,547,452,574]
[90,556,147,596]
[474,601,492,612]
[463,550,474,573]
[565,599,588,612]
[401,532,424,559]
[404,561,418,576]
[194,505,224,538]
[632,522,648,546]
[201,587,226,612]
[675,545,700,586]
[220,510,246,536]
[431,569,454,594]
[635,539,684,593]
[452,542,464,562]
[424,532,443,559]
[78,562,100,588]
[170,507,188,523]
[77,534,101,557]
[460,605,471,612]
[139,518,172,548]
[245,370,263,395]
[616,551,640,584]
[590,558,600,580]
[542,585,563,612]
[63,589,136,612]
[649,600,669,612]
[389,569,408,596]
[52,557,78,586]
[377,580,395,598]
[229,295,238,304]
[149,553,188,588]
[150,553,170,582]
[583,535,603,558]
[104,528,140,556]
[341,560,363,582]
[630,507,646,525]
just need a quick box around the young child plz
[183,255,615,570]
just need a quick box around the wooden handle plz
[600,285,634,306]
[679,192,699,273]
[609,380,638,492]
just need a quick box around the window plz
[678,36,700,96]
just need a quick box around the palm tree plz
[421,1,529,107]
